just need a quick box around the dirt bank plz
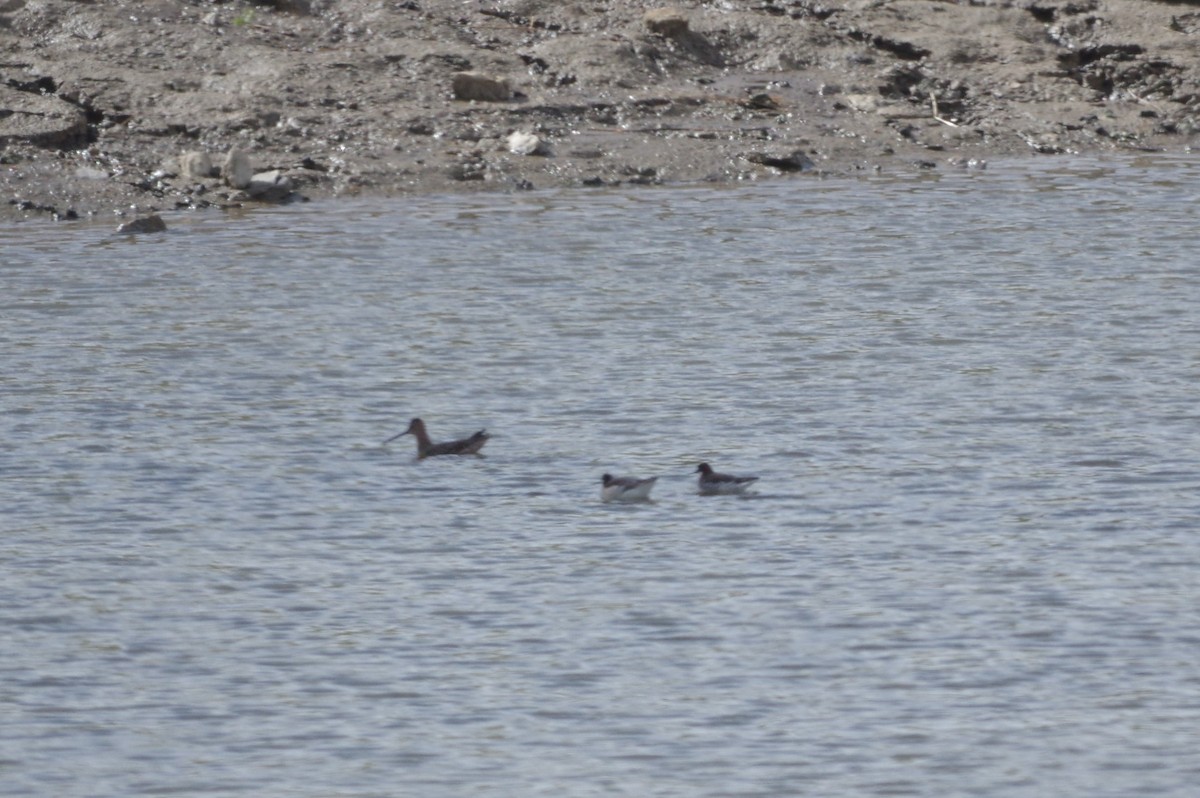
[2,0,1198,223]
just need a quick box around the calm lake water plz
[3,156,1199,797]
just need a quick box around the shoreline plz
[3,0,1197,225]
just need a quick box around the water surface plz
[3,156,1199,797]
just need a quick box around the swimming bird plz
[385,417,489,458]
[696,462,758,495]
[601,473,658,503]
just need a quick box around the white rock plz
[246,170,293,200]
[179,150,213,178]
[222,149,253,189]
[75,166,109,180]
[507,131,544,156]
[844,94,881,113]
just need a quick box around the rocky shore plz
[2,0,1197,224]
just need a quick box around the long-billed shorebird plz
[385,417,489,458]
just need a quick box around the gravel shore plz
[2,0,1197,223]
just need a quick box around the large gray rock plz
[0,86,87,149]
[116,214,168,234]
[452,72,511,102]
[743,150,815,172]
[642,7,723,66]
[246,170,293,201]
[643,8,690,37]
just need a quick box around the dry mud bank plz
[2,0,1198,223]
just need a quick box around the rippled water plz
[4,156,1200,797]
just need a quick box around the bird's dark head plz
[696,463,712,474]
[384,418,423,444]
